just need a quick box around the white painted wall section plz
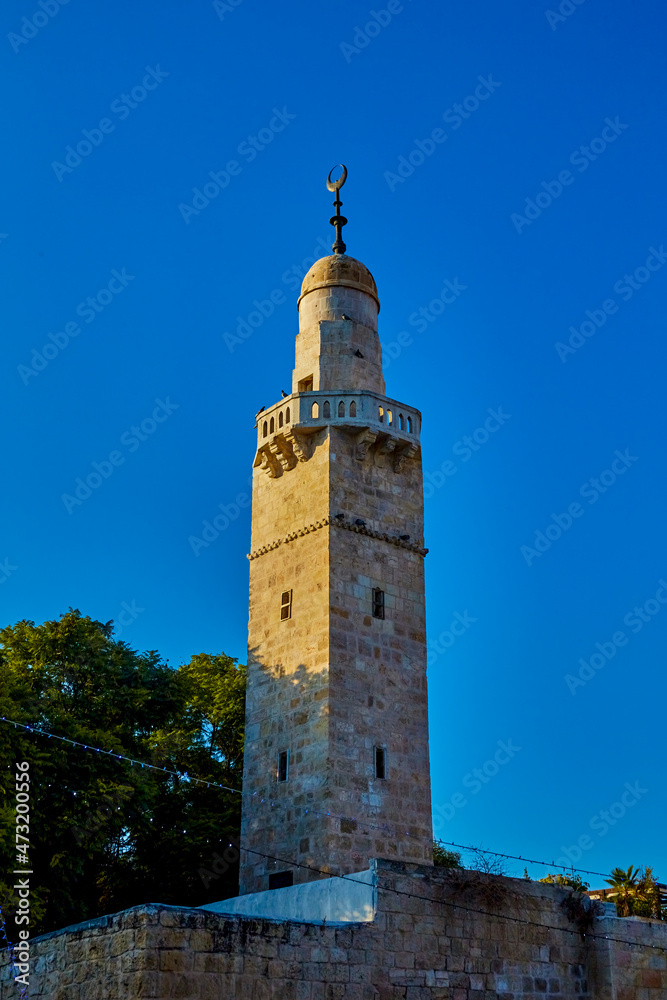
[198,867,376,924]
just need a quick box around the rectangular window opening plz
[372,588,385,619]
[374,746,386,780]
[278,750,289,782]
[280,589,292,621]
[269,871,294,890]
[298,376,314,392]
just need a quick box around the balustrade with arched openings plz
[259,394,418,443]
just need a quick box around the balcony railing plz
[256,390,421,445]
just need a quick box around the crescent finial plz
[327,164,348,253]
[326,164,348,192]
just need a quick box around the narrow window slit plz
[374,746,386,780]
[281,590,292,621]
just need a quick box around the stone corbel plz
[256,446,282,478]
[354,428,378,461]
[284,429,311,463]
[393,443,417,473]
[271,437,297,473]
[376,435,397,456]
[254,431,312,477]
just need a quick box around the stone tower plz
[239,169,432,895]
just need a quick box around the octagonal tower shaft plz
[240,255,432,895]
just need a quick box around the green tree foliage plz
[432,841,462,868]
[604,865,643,917]
[634,867,667,919]
[0,610,246,936]
[538,872,590,892]
[604,865,667,918]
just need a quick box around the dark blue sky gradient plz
[2,0,666,883]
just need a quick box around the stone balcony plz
[254,390,421,478]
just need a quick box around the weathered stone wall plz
[327,424,432,873]
[586,909,667,999]
[242,427,333,893]
[242,416,432,892]
[4,861,666,999]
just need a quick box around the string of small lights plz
[2,716,242,795]
[235,842,667,953]
[4,715,667,955]
[0,716,638,880]
[435,841,611,880]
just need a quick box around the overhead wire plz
[3,715,666,954]
[0,717,648,880]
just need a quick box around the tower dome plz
[298,254,380,310]
[292,167,384,394]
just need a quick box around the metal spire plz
[327,164,348,254]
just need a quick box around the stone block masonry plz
[3,860,666,998]
[241,251,432,895]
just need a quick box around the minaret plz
[239,167,432,894]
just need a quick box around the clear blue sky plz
[2,0,665,886]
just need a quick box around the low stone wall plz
[587,910,667,999]
[2,860,666,998]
